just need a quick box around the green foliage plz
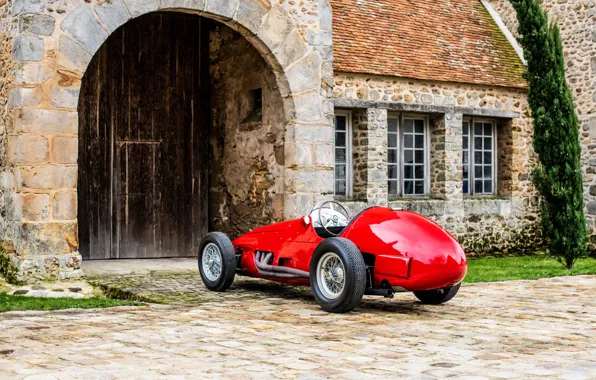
[0,250,20,285]
[510,0,587,269]
[465,256,596,283]
[0,293,141,313]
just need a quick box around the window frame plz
[387,112,431,198]
[334,110,353,198]
[387,113,401,196]
[463,117,498,196]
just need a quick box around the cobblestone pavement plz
[1,275,595,379]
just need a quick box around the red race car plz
[198,201,467,313]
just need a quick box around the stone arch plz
[2,0,334,278]
[57,0,320,124]
[54,0,335,218]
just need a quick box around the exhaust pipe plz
[254,251,310,279]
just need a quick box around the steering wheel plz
[315,201,351,237]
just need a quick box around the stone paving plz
[1,275,595,379]
[0,277,97,299]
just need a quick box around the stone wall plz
[209,25,285,238]
[0,0,333,282]
[0,0,82,283]
[334,72,542,254]
[488,0,596,250]
[351,108,388,204]
[0,0,17,276]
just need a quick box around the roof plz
[330,0,527,89]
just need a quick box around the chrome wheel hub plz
[202,243,223,282]
[317,252,346,300]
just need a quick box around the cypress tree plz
[510,0,587,268]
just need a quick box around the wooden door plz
[78,13,209,259]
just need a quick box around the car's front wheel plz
[310,238,366,313]
[414,283,461,305]
[198,232,236,292]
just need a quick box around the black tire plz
[309,238,366,313]
[414,283,461,305]
[198,232,236,292]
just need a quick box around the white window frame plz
[334,110,353,198]
[387,113,401,196]
[387,112,431,198]
[463,117,498,196]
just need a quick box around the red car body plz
[233,207,467,292]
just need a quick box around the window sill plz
[388,196,443,202]
[333,196,367,203]
[463,195,510,201]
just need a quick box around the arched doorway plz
[78,12,210,259]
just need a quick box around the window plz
[334,111,352,197]
[388,118,399,195]
[463,118,496,195]
[387,114,429,197]
[241,88,263,125]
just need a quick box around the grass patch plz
[465,256,596,283]
[0,293,141,313]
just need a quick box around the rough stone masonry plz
[0,0,594,282]
[0,0,334,282]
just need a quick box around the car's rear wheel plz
[198,232,236,292]
[310,238,366,313]
[414,283,461,305]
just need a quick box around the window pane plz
[474,137,482,150]
[388,118,398,133]
[484,180,493,194]
[475,152,482,165]
[404,166,413,179]
[415,120,424,134]
[484,137,492,150]
[335,132,346,147]
[415,165,424,179]
[335,164,346,180]
[404,119,414,133]
[414,150,424,164]
[415,135,424,149]
[415,181,424,195]
[463,151,469,166]
[335,180,346,196]
[404,180,414,195]
[463,164,469,179]
[463,137,468,150]
[388,165,398,179]
[388,149,398,164]
[484,123,492,135]
[475,166,482,179]
[484,152,492,165]
[335,148,346,163]
[388,180,398,195]
[474,123,482,135]
[463,180,469,194]
[463,122,469,135]
[404,135,413,148]
[484,165,492,179]
[474,180,483,193]
[388,134,397,148]
[335,116,346,131]
[404,150,413,164]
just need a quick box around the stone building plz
[0,0,592,282]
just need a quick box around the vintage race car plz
[198,201,467,313]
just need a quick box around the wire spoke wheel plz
[317,252,346,299]
[202,243,223,282]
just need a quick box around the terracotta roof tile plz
[331,0,526,89]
